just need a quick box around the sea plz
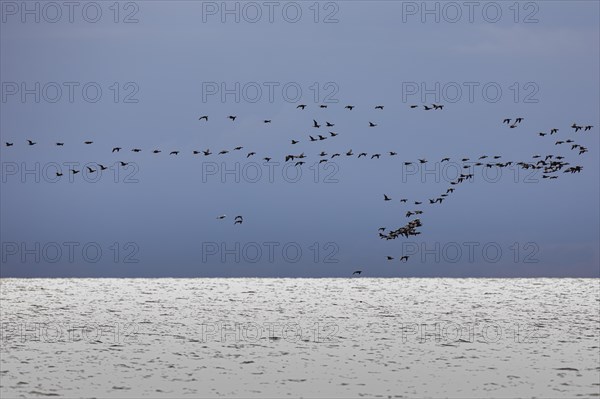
[1,278,599,398]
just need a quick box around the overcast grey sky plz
[1,0,598,277]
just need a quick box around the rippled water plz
[1,278,599,398]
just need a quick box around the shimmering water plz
[1,278,599,398]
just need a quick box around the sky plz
[1,0,599,277]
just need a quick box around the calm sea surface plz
[1,278,599,398]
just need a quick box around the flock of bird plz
[4,103,594,276]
